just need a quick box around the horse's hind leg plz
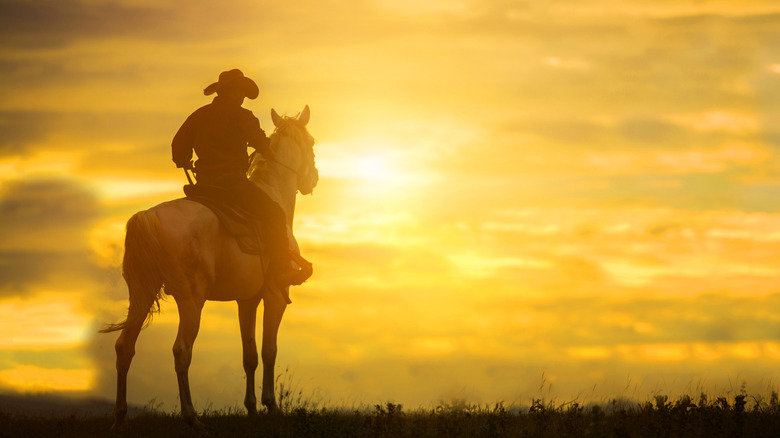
[112,312,145,430]
[238,298,261,415]
[172,296,204,427]
[261,288,288,412]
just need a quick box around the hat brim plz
[204,77,259,99]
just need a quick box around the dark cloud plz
[467,12,778,114]
[0,112,53,154]
[617,117,686,144]
[0,0,172,48]
[450,1,630,41]
[0,178,109,295]
[0,110,181,177]
[491,293,780,346]
[513,118,610,146]
[0,250,114,297]
[0,178,100,233]
[0,0,407,49]
[0,110,180,155]
[501,114,750,154]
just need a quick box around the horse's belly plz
[209,277,262,301]
[210,246,264,301]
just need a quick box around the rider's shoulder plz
[237,106,259,121]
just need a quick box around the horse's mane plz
[272,115,315,167]
[274,114,314,145]
[248,114,317,193]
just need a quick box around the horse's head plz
[250,105,319,195]
[271,105,318,195]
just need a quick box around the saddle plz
[183,184,265,255]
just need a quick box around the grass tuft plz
[3,392,780,437]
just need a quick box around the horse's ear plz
[271,108,282,127]
[299,105,310,126]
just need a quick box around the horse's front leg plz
[237,298,261,415]
[172,297,204,428]
[261,287,288,412]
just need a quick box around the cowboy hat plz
[203,69,259,99]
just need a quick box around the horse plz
[100,105,318,430]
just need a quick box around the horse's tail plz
[99,210,168,334]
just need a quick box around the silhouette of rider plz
[172,69,308,288]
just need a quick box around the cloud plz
[0,111,182,181]
[0,178,110,296]
[0,112,54,155]
[0,1,172,48]
[0,251,113,297]
[617,117,688,144]
[501,114,750,151]
[0,0,412,50]
[0,178,100,248]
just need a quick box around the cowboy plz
[172,68,308,287]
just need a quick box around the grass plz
[2,392,780,438]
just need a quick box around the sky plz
[2,0,780,411]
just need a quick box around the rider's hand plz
[177,160,194,170]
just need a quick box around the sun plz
[318,140,406,184]
[355,154,394,181]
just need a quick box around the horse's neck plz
[252,166,297,226]
[249,129,303,226]
[274,172,298,227]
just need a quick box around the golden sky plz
[2,0,780,409]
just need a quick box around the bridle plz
[269,123,314,176]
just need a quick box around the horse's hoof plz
[189,418,212,437]
[110,419,129,434]
[263,404,281,415]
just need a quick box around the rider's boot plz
[276,252,313,287]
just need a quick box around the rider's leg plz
[236,179,311,286]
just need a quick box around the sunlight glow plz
[356,154,393,181]
[88,218,126,267]
[0,366,93,392]
[295,212,420,245]
[92,177,181,202]
[448,252,552,277]
[319,143,407,183]
[568,346,612,360]
[0,297,91,348]
[0,152,80,184]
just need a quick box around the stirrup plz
[277,253,313,286]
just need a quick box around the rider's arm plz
[243,114,273,160]
[172,116,195,168]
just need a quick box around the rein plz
[248,150,299,175]
[271,156,299,174]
